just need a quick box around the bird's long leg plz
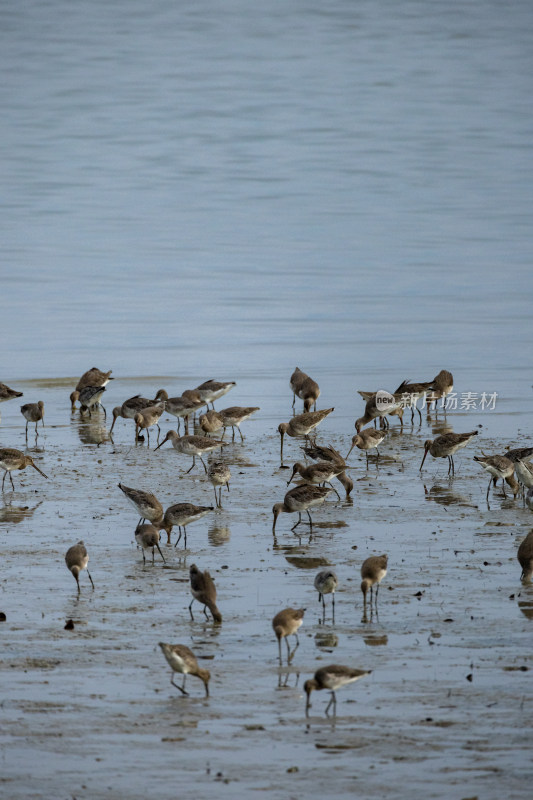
[156,424,160,443]
[183,528,188,549]
[9,472,15,491]
[451,455,455,475]
[325,692,336,717]
[291,512,303,530]
[171,675,189,696]
[238,426,244,442]
[174,529,183,548]
[203,605,210,620]
[278,637,283,664]
[142,549,146,564]
[2,471,6,491]
[200,456,208,474]
[213,487,219,507]
[86,569,94,590]
[186,458,195,474]
[327,481,341,500]
[306,509,313,528]
[156,544,166,563]
[189,599,195,620]
[146,429,150,447]
[486,478,491,501]
[285,637,291,663]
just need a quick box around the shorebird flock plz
[1,365,532,717]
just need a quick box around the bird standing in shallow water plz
[287,461,344,499]
[134,404,165,445]
[473,455,518,500]
[70,368,113,411]
[278,408,334,465]
[189,564,222,623]
[208,461,231,508]
[159,642,210,697]
[361,554,388,607]
[290,367,321,412]
[272,607,305,665]
[420,431,478,475]
[20,401,45,437]
[304,665,371,716]
[65,541,94,592]
[161,503,214,547]
[79,385,107,418]
[155,430,224,473]
[135,523,166,564]
[346,428,386,467]
[314,570,338,616]
[272,485,333,534]
[0,448,48,491]
[194,380,236,409]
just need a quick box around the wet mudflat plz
[0,375,531,800]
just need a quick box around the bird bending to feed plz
[346,428,386,466]
[135,523,165,564]
[272,485,333,533]
[301,442,353,497]
[0,448,48,491]
[159,643,210,697]
[0,382,23,403]
[290,367,321,412]
[78,385,107,417]
[517,531,533,582]
[189,564,222,623]
[154,430,224,473]
[161,503,214,547]
[208,461,231,507]
[194,379,236,409]
[355,394,402,432]
[20,401,45,436]
[199,406,260,441]
[65,541,94,592]
[361,554,388,606]
[70,367,113,410]
[278,408,334,464]
[314,570,338,613]
[272,607,305,665]
[304,665,371,717]
[395,379,435,423]
[473,455,518,500]
[420,431,478,475]
[109,391,166,434]
[118,483,164,527]
[287,461,344,499]
[134,404,165,445]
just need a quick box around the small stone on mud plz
[65,619,75,630]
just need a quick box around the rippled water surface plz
[1,1,532,798]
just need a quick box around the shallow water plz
[1,0,533,797]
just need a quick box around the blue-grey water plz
[1,1,532,798]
